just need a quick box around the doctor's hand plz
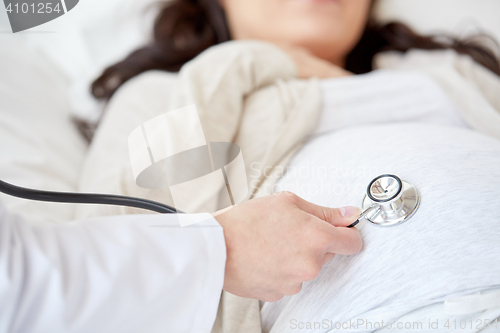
[213,192,362,302]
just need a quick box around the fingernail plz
[340,206,361,218]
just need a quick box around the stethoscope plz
[0,179,180,214]
[347,174,420,228]
[0,174,420,226]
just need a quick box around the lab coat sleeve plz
[0,204,226,333]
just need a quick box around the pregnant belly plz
[264,123,500,332]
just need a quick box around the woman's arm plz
[78,40,301,218]
[170,40,298,143]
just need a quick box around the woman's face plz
[220,0,372,67]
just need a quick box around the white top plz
[315,69,470,136]
[261,70,500,332]
[0,207,225,333]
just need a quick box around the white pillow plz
[375,0,500,44]
[0,40,87,223]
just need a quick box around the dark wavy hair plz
[79,0,499,140]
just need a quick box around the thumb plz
[295,197,360,227]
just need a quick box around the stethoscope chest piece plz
[361,174,420,227]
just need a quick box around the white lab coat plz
[0,204,226,333]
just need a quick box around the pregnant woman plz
[79,0,500,332]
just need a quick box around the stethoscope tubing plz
[0,179,181,214]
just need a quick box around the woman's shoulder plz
[374,48,500,83]
[374,48,500,140]
[374,48,469,70]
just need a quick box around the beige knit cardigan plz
[77,40,500,333]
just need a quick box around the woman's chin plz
[287,0,344,14]
[289,0,342,5]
